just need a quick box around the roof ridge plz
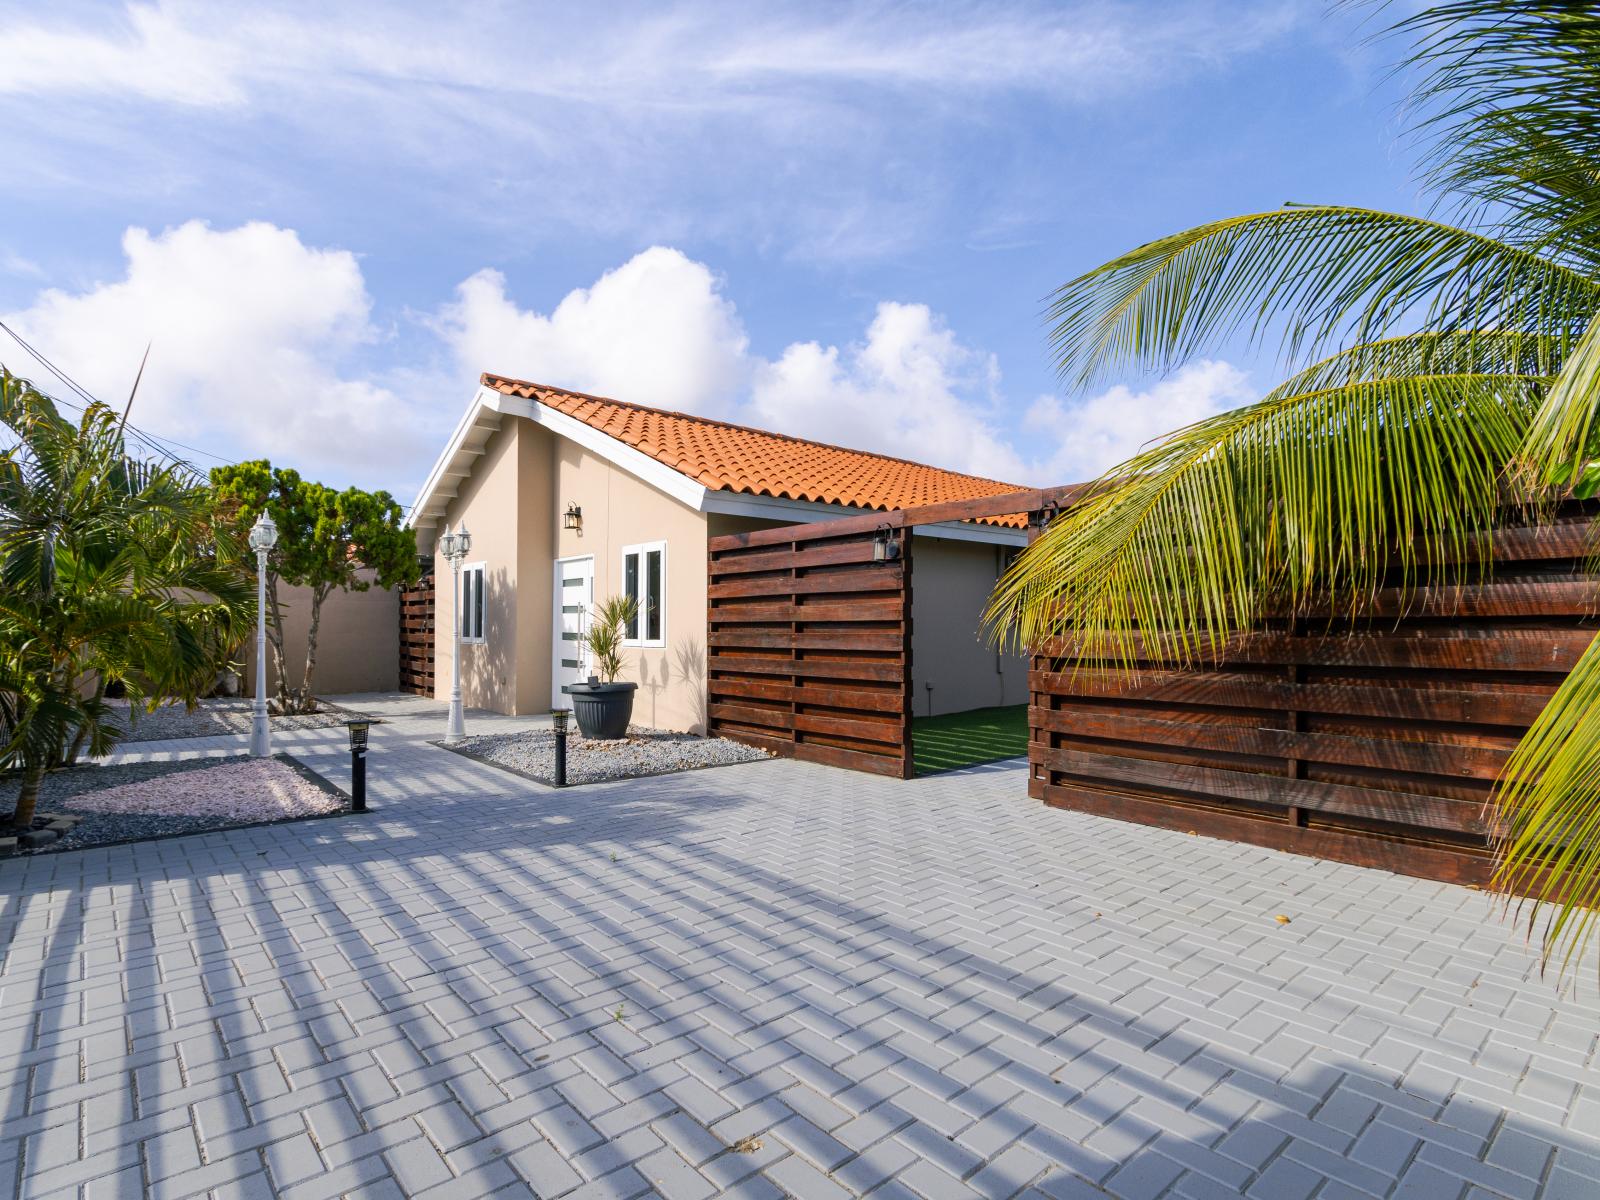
[480,372,1028,493]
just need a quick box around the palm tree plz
[986,3,1600,975]
[0,370,254,831]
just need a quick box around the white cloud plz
[2,220,432,487]
[5,232,1256,497]
[434,248,749,417]
[749,303,1026,482]
[436,247,1245,485]
[1020,360,1255,482]
[0,2,1317,259]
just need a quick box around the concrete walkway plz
[1,694,1596,1199]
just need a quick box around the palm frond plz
[1512,313,1600,491]
[986,364,1544,664]
[1492,628,1600,977]
[1046,205,1597,387]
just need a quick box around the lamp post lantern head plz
[439,528,458,560]
[345,719,371,753]
[248,511,279,554]
[456,522,471,558]
[552,708,570,736]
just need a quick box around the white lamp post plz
[441,522,472,741]
[247,511,278,757]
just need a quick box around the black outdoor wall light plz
[346,719,370,812]
[872,523,900,562]
[563,503,582,532]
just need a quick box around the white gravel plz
[19,754,347,852]
[107,697,374,742]
[59,758,342,820]
[447,726,770,785]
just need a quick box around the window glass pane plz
[461,570,472,639]
[645,550,662,641]
[472,569,485,640]
[623,552,640,639]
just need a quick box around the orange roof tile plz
[483,374,1031,527]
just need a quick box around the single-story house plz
[408,374,1034,733]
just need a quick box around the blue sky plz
[0,1,1420,502]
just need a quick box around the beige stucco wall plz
[434,418,556,715]
[243,568,399,696]
[553,439,711,732]
[910,535,1027,716]
[431,416,715,731]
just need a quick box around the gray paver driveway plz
[2,696,1598,1200]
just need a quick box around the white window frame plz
[460,561,487,644]
[620,541,667,648]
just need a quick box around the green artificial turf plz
[911,703,1030,776]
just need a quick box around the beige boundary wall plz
[242,567,400,697]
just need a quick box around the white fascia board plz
[701,489,1028,545]
[407,387,505,537]
[489,391,709,512]
[699,490,867,525]
[912,521,1029,548]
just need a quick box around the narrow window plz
[645,548,662,642]
[623,551,641,640]
[461,563,486,642]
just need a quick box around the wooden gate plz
[398,576,435,697]
[1029,519,1600,885]
[708,521,914,777]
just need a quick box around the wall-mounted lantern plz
[563,503,582,533]
[872,523,900,562]
[1030,500,1061,531]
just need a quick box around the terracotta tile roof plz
[483,374,1031,528]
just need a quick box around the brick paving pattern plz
[2,694,1596,1199]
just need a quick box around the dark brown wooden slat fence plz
[708,522,914,777]
[1028,518,1600,885]
[398,577,435,697]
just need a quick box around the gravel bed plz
[16,754,346,852]
[445,726,771,785]
[107,697,375,742]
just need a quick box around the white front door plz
[552,556,594,708]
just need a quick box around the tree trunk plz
[298,584,331,713]
[65,673,109,765]
[10,761,42,832]
[265,572,292,713]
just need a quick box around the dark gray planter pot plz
[561,681,637,740]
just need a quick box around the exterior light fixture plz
[345,720,371,812]
[552,708,571,787]
[1030,500,1061,531]
[563,503,582,532]
[248,512,279,758]
[872,523,900,562]
[441,522,473,741]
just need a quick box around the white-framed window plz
[460,562,486,643]
[621,541,666,647]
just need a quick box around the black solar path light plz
[346,719,371,812]
[552,708,571,787]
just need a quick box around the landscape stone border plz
[0,811,83,856]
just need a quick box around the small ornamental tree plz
[210,461,419,713]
